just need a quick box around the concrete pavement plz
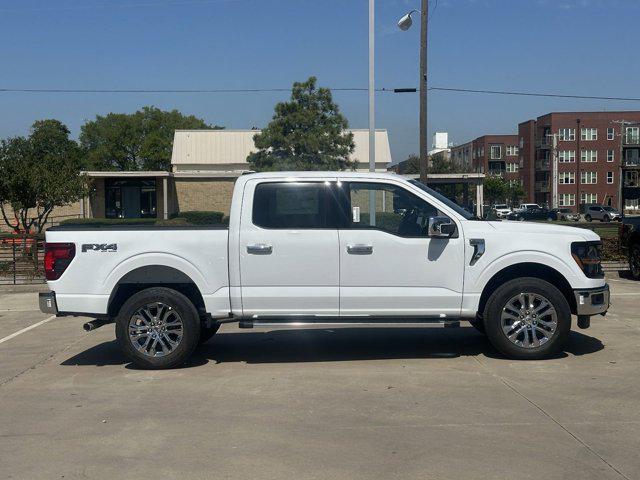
[0,276,638,479]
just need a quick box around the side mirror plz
[428,216,455,238]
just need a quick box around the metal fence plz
[0,236,46,285]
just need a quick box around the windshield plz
[495,204,507,209]
[409,180,476,220]
[603,207,617,212]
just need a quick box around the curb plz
[0,283,49,293]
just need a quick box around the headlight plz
[571,241,604,278]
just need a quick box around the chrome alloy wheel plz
[500,293,558,348]
[128,302,184,357]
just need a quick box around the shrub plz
[59,218,157,226]
[169,211,225,225]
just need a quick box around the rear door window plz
[252,182,343,229]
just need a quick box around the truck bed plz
[45,225,231,317]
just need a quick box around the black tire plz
[115,287,200,369]
[630,245,640,280]
[483,277,571,360]
[585,215,592,222]
[469,315,486,334]
[199,323,220,344]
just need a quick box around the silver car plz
[584,205,621,222]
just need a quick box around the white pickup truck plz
[40,172,609,368]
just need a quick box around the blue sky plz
[1,0,640,162]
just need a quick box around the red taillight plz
[44,242,75,280]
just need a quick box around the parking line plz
[0,315,56,346]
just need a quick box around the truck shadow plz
[60,327,604,369]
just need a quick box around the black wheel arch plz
[478,263,576,317]
[107,265,206,318]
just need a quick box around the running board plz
[238,318,462,329]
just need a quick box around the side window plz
[252,182,341,229]
[347,182,443,237]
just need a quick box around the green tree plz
[247,77,355,171]
[0,120,87,248]
[80,106,219,171]
[398,154,421,174]
[483,176,508,205]
[507,182,525,206]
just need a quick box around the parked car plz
[516,203,542,212]
[585,205,621,222]
[619,216,640,279]
[549,208,580,222]
[493,204,511,218]
[40,172,609,368]
[507,207,553,222]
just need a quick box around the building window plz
[627,127,640,144]
[506,145,519,156]
[581,171,597,184]
[607,128,615,140]
[559,172,575,184]
[558,128,575,141]
[606,149,615,162]
[559,194,576,207]
[105,178,157,219]
[489,146,500,159]
[519,137,524,148]
[558,150,575,163]
[607,172,614,184]
[581,128,597,141]
[506,163,519,173]
[581,193,598,204]
[581,150,597,162]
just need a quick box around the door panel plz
[339,181,465,317]
[239,180,340,317]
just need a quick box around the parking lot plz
[0,277,638,480]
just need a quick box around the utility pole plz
[419,0,428,182]
[368,0,375,173]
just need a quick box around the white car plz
[40,172,609,368]
[517,203,542,212]
[493,204,512,218]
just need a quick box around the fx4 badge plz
[82,243,117,253]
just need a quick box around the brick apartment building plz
[450,134,521,187]
[519,111,640,211]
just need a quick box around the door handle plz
[347,244,373,255]
[247,243,273,255]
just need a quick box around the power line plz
[428,86,640,102]
[2,85,640,102]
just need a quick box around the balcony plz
[624,133,640,146]
[535,138,551,149]
[535,160,550,171]
[535,181,550,193]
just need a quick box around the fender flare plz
[474,250,581,295]
[103,252,210,299]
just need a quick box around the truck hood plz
[482,221,600,241]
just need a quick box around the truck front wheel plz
[483,278,571,360]
[115,287,201,369]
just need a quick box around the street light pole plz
[419,0,428,182]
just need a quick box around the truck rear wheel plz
[483,277,570,360]
[115,287,200,369]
